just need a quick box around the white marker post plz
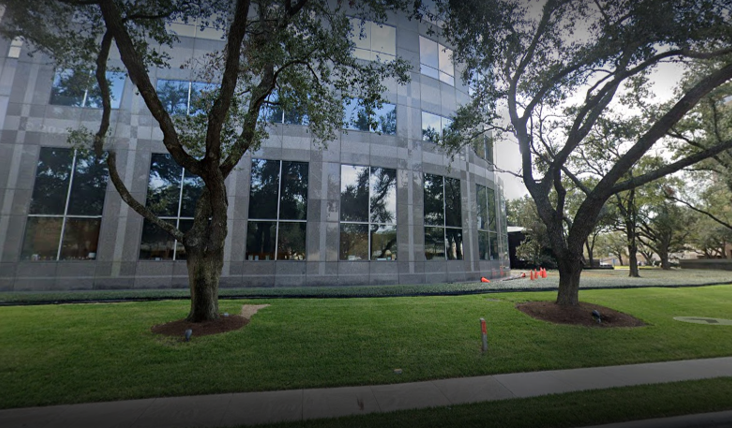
[480,318,488,352]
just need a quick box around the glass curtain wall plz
[246,159,309,261]
[21,148,108,260]
[424,174,462,260]
[139,154,204,260]
[340,165,397,261]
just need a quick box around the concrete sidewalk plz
[2,357,732,428]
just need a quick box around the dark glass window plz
[21,148,108,261]
[50,69,124,109]
[340,165,397,261]
[473,136,494,165]
[424,174,462,260]
[477,184,498,260]
[259,90,309,125]
[139,154,204,260]
[344,99,396,135]
[422,111,453,143]
[246,159,309,261]
[156,79,219,116]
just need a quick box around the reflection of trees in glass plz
[156,80,190,116]
[50,69,124,108]
[246,159,309,260]
[424,174,462,260]
[30,148,73,215]
[340,165,397,260]
[146,154,183,217]
[340,165,370,222]
[344,99,396,135]
[23,148,108,260]
[249,159,280,220]
[424,174,444,225]
[375,106,397,134]
[140,154,204,260]
[280,161,308,220]
[444,177,462,227]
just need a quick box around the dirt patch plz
[241,304,270,319]
[151,304,270,338]
[516,301,645,328]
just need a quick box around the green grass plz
[2,285,732,409]
[254,377,732,428]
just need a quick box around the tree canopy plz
[439,0,732,305]
[0,0,414,320]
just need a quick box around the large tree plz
[439,0,732,306]
[1,0,412,321]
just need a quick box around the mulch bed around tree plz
[151,315,249,338]
[516,301,646,328]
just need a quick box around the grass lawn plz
[255,377,732,428]
[2,285,732,409]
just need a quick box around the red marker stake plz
[480,318,488,352]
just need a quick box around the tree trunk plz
[659,248,671,270]
[627,229,640,277]
[185,245,224,322]
[556,252,583,306]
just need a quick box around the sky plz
[495,61,688,200]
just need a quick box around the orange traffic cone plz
[481,277,490,283]
[543,268,547,278]
[530,270,535,280]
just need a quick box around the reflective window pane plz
[50,69,89,107]
[85,71,126,109]
[478,231,490,260]
[340,165,369,222]
[487,187,496,231]
[139,219,176,260]
[249,159,280,219]
[374,103,396,135]
[423,174,444,226]
[439,46,454,77]
[422,111,442,142]
[180,170,204,217]
[370,22,396,56]
[146,154,183,217]
[246,221,276,260]
[349,18,371,51]
[424,227,445,260]
[277,222,306,260]
[189,81,219,115]
[446,228,463,260]
[67,153,108,216]
[371,224,396,260]
[444,177,462,227]
[59,218,102,260]
[280,161,308,220]
[419,36,439,69]
[340,223,368,260]
[262,90,284,123]
[420,64,439,80]
[21,217,62,261]
[30,148,73,215]
[476,185,488,230]
[490,231,499,260]
[344,98,370,132]
[156,79,190,116]
[370,167,396,224]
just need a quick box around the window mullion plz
[275,161,283,260]
[56,150,78,260]
[173,167,186,260]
